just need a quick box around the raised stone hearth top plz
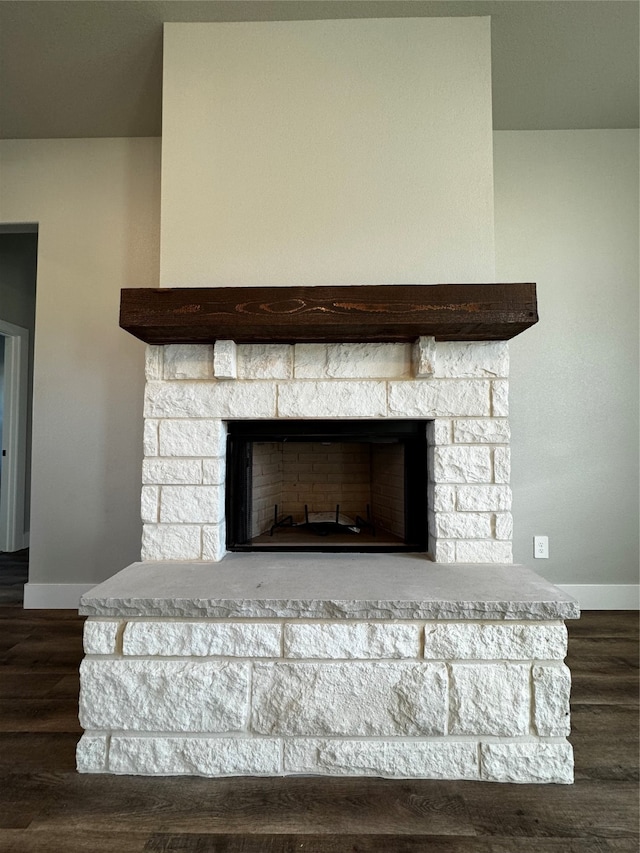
[80,555,579,620]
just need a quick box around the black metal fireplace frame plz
[225,419,429,553]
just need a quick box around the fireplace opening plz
[226,420,429,552]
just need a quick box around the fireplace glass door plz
[226,420,428,552]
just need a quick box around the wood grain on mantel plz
[119,284,538,344]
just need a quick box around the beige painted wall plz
[160,18,495,287]
[494,129,639,585]
[0,138,160,584]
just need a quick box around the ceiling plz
[0,1,637,139]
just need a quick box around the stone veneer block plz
[456,485,512,512]
[433,512,492,539]
[495,512,514,541]
[429,484,456,512]
[388,380,490,418]
[123,621,281,657]
[109,736,281,776]
[145,346,164,381]
[141,525,201,561]
[423,623,568,661]
[142,459,202,485]
[277,381,387,418]
[145,381,276,419]
[213,340,237,379]
[456,540,513,563]
[79,659,249,732]
[284,739,479,779]
[284,623,420,659]
[449,663,530,736]
[202,522,226,561]
[76,734,109,773]
[533,664,572,736]
[494,447,511,483]
[202,458,225,485]
[491,380,509,417]
[453,419,510,444]
[321,343,412,379]
[83,620,121,655]
[140,485,159,523]
[238,344,293,380]
[433,446,492,483]
[435,341,509,378]
[158,420,226,458]
[143,420,159,457]
[160,485,224,524]
[164,344,213,380]
[79,558,580,622]
[251,662,447,737]
[412,336,436,378]
[481,742,574,784]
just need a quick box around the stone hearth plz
[77,556,578,782]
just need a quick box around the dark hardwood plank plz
[0,605,637,849]
[120,284,538,345]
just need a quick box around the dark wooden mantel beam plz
[120,284,538,345]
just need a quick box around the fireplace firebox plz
[226,420,429,552]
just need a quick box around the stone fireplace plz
[76,287,579,783]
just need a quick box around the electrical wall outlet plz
[533,535,549,559]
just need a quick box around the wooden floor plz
[0,558,637,851]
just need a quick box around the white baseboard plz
[23,582,95,609]
[558,584,640,611]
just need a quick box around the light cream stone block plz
[455,540,513,563]
[495,512,513,541]
[533,664,572,736]
[141,524,201,561]
[433,446,492,483]
[388,380,490,418]
[435,341,509,378]
[213,340,237,379]
[160,486,224,524]
[159,419,226,458]
[423,623,568,661]
[284,739,479,780]
[494,447,511,483]
[202,522,226,561]
[277,381,387,418]
[145,381,276,419]
[434,512,492,539]
[456,485,512,512]
[76,734,109,773]
[491,380,509,417]
[141,486,159,523]
[238,344,293,379]
[143,420,159,457]
[293,344,328,378]
[412,336,436,378]
[453,419,510,444]
[202,458,225,485]
[123,621,281,657]
[284,623,420,659]
[142,459,203,485]
[109,736,281,776]
[429,483,456,513]
[324,343,411,379]
[164,344,213,380]
[79,659,249,732]
[433,419,452,445]
[83,620,121,655]
[251,662,447,736]
[145,346,164,381]
[481,741,574,784]
[449,663,530,736]
[433,539,456,563]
